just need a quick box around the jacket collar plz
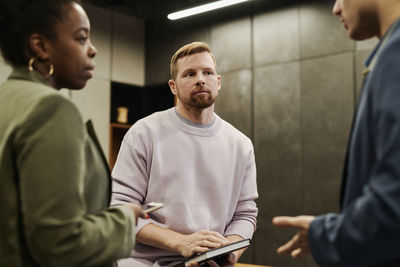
[8,66,51,87]
[364,17,400,72]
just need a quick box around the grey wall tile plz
[253,62,304,265]
[301,52,354,214]
[111,12,145,85]
[146,28,210,85]
[253,6,300,66]
[300,2,353,58]
[71,78,111,158]
[356,37,379,51]
[254,63,302,191]
[84,4,112,80]
[254,62,302,205]
[214,69,252,138]
[211,17,252,73]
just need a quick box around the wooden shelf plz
[110,122,132,129]
[109,123,132,170]
[235,264,272,267]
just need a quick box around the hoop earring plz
[28,58,35,72]
[48,64,54,76]
[28,57,54,76]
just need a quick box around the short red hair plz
[170,41,217,80]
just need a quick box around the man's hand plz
[177,230,230,258]
[186,245,238,267]
[221,234,244,266]
[186,234,244,267]
[137,224,231,262]
[272,215,315,259]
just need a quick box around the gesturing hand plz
[272,215,315,259]
[177,230,230,258]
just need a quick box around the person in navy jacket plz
[273,0,400,266]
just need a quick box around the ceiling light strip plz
[167,0,250,20]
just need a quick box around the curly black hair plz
[0,0,82,66]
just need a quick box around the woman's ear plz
[28,33,50,61]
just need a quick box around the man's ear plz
[217,75,221,91]
[28,33,51,61]
[168,79,177,95]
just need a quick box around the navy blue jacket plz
[309,18,400,267]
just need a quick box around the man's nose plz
[196,74,206,86]
[332,0,341,16]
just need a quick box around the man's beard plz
[177,88,218,109]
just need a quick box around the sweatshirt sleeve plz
[15,94,136,267]
[111,124,153,233]
[225,143,258,239]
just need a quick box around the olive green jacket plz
[0,67,135,266]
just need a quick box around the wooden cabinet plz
[109,122,132,170]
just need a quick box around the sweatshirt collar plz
[168,107,222,137]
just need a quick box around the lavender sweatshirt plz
[111,108,258,266]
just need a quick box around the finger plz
[211,233,230,244]
[291,248,305,259]
[219,237,231,246]
[272,216,302,228]
[195,239,224,249]
[274,216,313,229]
[199,230,227,240]
[226,253,237,264]
[273,216,315,229]
[207,260,219,267]
[277,234,300,255]
[187,260,200,267]
[125,203,146,219]
[190,245,210,255]
[195,233,228,246]
[139,210,147,219]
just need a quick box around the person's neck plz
[377,3,400,38]
[35,63,58,89]
[175,103,215,124]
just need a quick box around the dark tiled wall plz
[146,2,378,267]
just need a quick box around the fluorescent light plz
[167,0,250,20]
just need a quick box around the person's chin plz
[350,30,373,41]
[69,79,89,90]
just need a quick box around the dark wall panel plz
[301,53,354,215]
[214,69,252,138]
[253,62,305,266]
